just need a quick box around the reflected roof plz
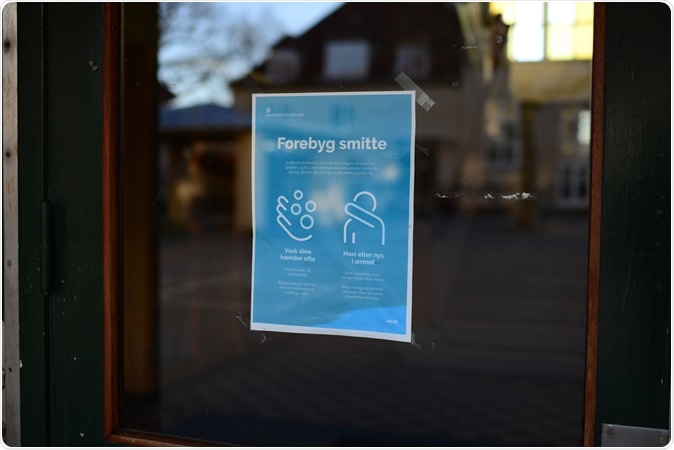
[160,103,250,132]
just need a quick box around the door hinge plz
[41,200,53,295]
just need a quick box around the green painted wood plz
[596,3,671,443]
[42,3,106,446]
[18,3,108,446]
[17,3,48,446]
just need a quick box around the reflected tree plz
[158,2,283,106]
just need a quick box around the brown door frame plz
[583,2,605,446]
[101,3,607,446]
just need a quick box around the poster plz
[250,92,415,342]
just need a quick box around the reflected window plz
[484,99,521,170]
[556,104,591,208]
[491,2,593,61]
[555,159,590,208]
[394,43,431,79]
[323,40,370,80]
[266,48,301,83]
[560,105,591,157]
[577,109,591,147]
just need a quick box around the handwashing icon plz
[276,190,316,242]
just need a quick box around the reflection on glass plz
[547,2,577,25]
[493,1,593,62]
[121,2,592,445]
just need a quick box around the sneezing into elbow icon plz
[276,190,316,242]
[343,191,385,245]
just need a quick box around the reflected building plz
[159,2,592,234]
[158,104,251,232]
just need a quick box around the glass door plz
[17,2,668,447]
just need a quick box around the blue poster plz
[250,92,415,342]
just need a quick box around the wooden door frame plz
[102,2,120,442]
[583,2,605,446]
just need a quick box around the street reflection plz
[121,2,591,445]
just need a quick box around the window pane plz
[266,49,301,83]
[577,109,591,146]
[574,24,594,60]
[501,2,594,63]
[506,2,544,62]
[511,25,545,61]
[120,3,591,446]
[547,26,575,60]
[515,1,544,24]
[576,2,594,23]
[324,40,370,80]
[394,43,431,79]
[547,2,576,25]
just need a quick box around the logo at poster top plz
[264,105,305,118]
[276,190,317,241]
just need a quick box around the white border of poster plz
[250,91,415,342]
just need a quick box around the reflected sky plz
[234,2,343,36]
[160,2,344,107]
